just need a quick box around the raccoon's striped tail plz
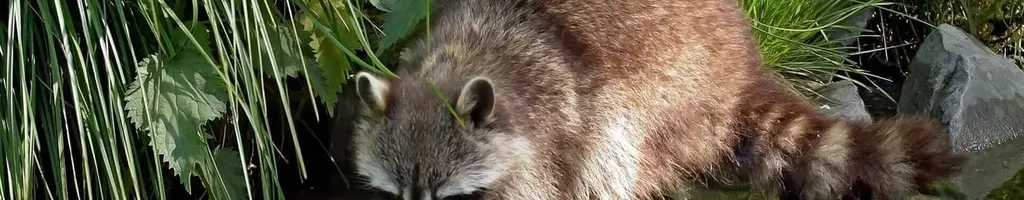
[842,117,965,199]
[738,114,965,200]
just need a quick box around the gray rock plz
[897,24,1024,199]
[827,7,875,47]
[814,80,874,123]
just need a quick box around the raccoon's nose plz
[412,192,436,200]
[409,186,435,200]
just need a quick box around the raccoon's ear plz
[355,71,390,112]
[456,77,495,126]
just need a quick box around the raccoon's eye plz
[373,190,402,200]
[442,190,486,200]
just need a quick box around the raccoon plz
[349,0,965,199]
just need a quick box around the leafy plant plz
[2,0,403,199]
[123,21,236,196]
[986,167,1024,199]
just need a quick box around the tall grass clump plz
[1,0,410,199]
[4,0,154,199]
[741,0,894,99]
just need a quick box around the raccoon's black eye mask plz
[373,189,402,200]
[371,189,487,200]
[442,190,486,200]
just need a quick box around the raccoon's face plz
[351,71,529,200]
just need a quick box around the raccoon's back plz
[416,0,761,117]
[538,0,766,140]
[413,0,770,198]
[531,0,773,198]
[535,1,962,199]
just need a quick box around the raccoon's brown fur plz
[349,0,965,199]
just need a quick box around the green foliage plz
[895,0,1024,68]
[297,0,395,116]
[921,181,968,200]
[260,22,317,79]
[986,167,1024,199]
[3,0,159,199]
[309,20,353,116]
[741,0,892,99]
[201,148,247,200]
[263,18,340,116]
[124,23,228,193]
[375,0,430,54]
[3,0,414,198]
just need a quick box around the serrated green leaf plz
[303,65,339,117]
[376,0,428,53]
[259,21,317,78]
[202,148,247,200]
[369,0,398,12]
[310,33,348,117]
[124,24,226,193]
[298,0,395,116]
[301,9,358,117]
[263,15,343,117]
[301,2,362,50]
